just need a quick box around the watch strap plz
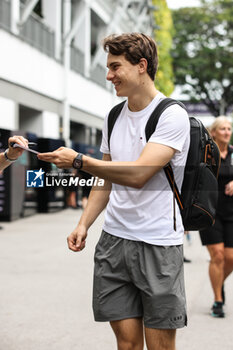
[4,149,17,162]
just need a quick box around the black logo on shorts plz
[170,315,183,322]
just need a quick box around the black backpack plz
[107,98,220,231]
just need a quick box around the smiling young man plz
[38,33,190,350]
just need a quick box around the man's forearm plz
[81,143,175,188]
[82,156,146,188]
[37,143,175,188]
[37,148,146,187]
[78,180,111,229]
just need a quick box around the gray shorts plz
[93,231,187,329]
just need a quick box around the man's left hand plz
[38,147,77,169]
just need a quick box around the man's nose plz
[106,70,114,81]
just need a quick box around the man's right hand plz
[67,224,87,252]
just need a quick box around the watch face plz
[73,153,83,169]
[74,159,82,169]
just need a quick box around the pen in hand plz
[10,142,37,147]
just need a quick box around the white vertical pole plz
[14,102,19,130]
[91,127,97,146]
[85,127,91,145]
[10,0,20,35]
[55,0,62,60]
[62,0,72,144]
[84,1,91,78]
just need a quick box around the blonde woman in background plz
[200,116,233,318]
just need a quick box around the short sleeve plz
[148,105,190,152]
[100,113,110,154]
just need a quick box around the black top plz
[217,145,233,219]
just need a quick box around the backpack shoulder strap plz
[145,98,187,141]
[107,101,126,149]
[145,98,187,231]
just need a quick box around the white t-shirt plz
[100,92,190,245]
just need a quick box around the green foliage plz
[152,0,174,96]
[172,0,233,116]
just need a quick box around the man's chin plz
[116,89,126,97]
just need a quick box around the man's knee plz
[117,339,143,350]
[110,319,143,350]
[145,328,176,350]
[115,333,143,350]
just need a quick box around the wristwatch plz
[72,153,83,169]
[4,149,17,162]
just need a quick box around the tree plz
[152,0,174,96]
[172,0,233,116]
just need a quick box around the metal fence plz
[70,46,85,75]
[0,0,11,31]
[90,64,107,89]
[71,48,108,90]
[0,0,55,58]
[19,11,55,58]
[0,0,108,91]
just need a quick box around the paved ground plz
[0,209,232,350]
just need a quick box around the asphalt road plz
[0,209,232,350]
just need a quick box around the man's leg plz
[145,328,176,350]
[110,318,144,350]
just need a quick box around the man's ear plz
[138,58,148,74]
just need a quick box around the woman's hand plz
[225,181,233,196]
[7,135,28,160]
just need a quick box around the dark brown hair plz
[103,33,158,81]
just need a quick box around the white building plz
[0,0,155,147]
